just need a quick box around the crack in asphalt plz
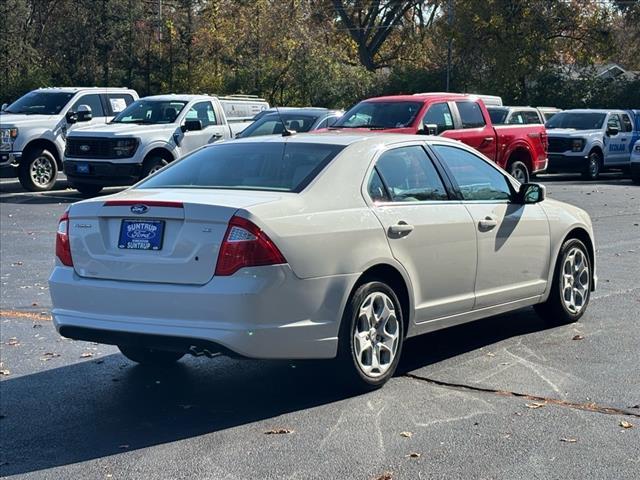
[404,372,640,419]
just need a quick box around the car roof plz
[561,109,626,114]
[258,108,342,118]
[140,94,216,102]
[33,87,134,94]
[364,93,471,103]
[210,131,464,148]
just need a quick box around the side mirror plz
[182,119,203,132]
[606,125,619,136]
[1,103,7,112]
[76,105,92,122]
[518,183,546,204]
[66,111,78,124]
[418,123,438,135]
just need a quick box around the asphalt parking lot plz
[1,173,639,480]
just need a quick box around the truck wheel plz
[72,183,103,197]
[141,156,168,179]
[582,151,601,180]
[118,345,184,366]
[18,147,58,192]
[509,161,529,184]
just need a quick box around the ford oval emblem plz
[79,145,90,152]
[130,204,148,214]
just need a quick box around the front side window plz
[373,146,448,202]
[507,111,525,124]
[607,114,621,131]
[456,102,486,128]
[432,144,512,201]
[422,102,455,134]
[621,114,633,132]
[185,101,217,127]
[334,101,423,129]
[4,91,75,115]
[138,142,344,193]
[111,100,188,124]
[72,94,104,117]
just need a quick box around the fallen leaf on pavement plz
[0,369,10,376]
[486,352,496,357]
[560,437,577,443]
[373,472,393,480]
[80,352,94,358]
[6,337,19,346]
[405,452,421,458]
[11,261,23,266]
[525,402,546,409]
[264,428,294,435]
[41,352,61,361]
[572,334,584,341]
[400,431,413,438]
[620,420,634,429]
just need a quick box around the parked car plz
[487,106,544,125]
[327,93,548,183]
[537,107,562,122]
[236,108,343,138]
[49,133,596,390]
[545,109,638,180]
[63,94,252,196]
[0,87,138,191]
[631,110,640,184]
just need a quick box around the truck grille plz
[65,137,125,159]
[547,137,573,153]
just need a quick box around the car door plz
[442,101,498,161]
[430,143,550,309]
[179,101,229,154]
[367,144,477,321]
[619,113,634,163]
[604,113,626,165]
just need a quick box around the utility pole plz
[446,0,453,92]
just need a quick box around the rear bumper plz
[64,159,142,186]
[49,265,358,359]
[532,157,548,174]
[546,153,588,173]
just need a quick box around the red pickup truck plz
[328,93,548,182]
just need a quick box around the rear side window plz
[106,94,134,115]
[507,112,525,124]
[433,144,512,201]
[368,169,389,202]
[523,111,542,124]
[373,146,448,202]
[72,94,104,117]
[456,102,486,128]
[138,142,345,193]
[422,102,455,134]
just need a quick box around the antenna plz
[274,106,294,137]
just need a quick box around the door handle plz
[479,136,495,148]
[388,222,414,237]
[478,216,498,230]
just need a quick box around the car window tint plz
[72,94,104,117]
[507,112,525,124]
[621,114,633,132]
[523,111,542,124]
[455,101,486,128]
[106,94,134,115]
[423,102,455,134]
[432,145,512,201]
[368,169,390,202]
[186,101,217,127]
[375,146,448,202]
[607,114,621,130]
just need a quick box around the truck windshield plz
[332,101,422,129]
[111,100,188,124]
[546,112,606,130]
[137,142,345,193]
[4,91,75,115]
[487,107,508,124]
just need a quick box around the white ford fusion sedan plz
[49,133,596,389]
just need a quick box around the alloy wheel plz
[561,247,590,314]
[30,156,55,187]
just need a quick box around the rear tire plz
[534,238,591,326]
[509,160,530,184]
[141,156,168,179]
[72,183,103,197]
[118,345,184,366]
[581,151,601,180]
[336,281,404,391]
[18,147,58,192]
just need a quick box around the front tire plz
[336,281,404,390]
[509,160,530,184]
[581,151,601,180]
[534,238,591,325]
[18,148,58,192]
[141,156,168,179]
[118,345,184,366]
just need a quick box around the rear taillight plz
[55,210,73,267]
[215,216,286,276]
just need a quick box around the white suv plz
[0,87,138,191]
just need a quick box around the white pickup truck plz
[63,94,260,195]
[0,87,138,191]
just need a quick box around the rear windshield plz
[333,101,422,129]
[487,107,508,124]
[546,112,606,130]
[238,113,320,138]
[137,142,345,192]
